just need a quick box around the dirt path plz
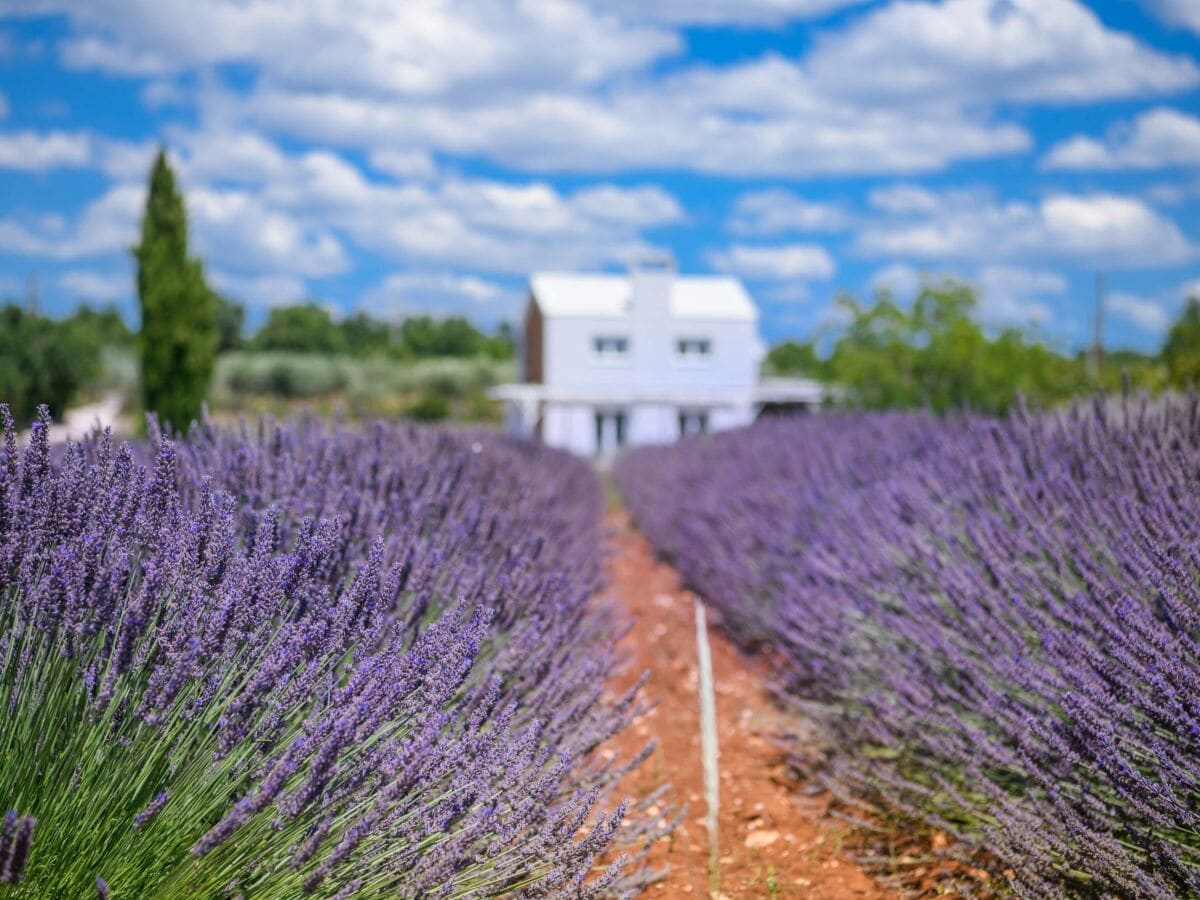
[605,510,891,899]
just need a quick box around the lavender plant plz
[617,397,1200,897]
[1,406,656,897]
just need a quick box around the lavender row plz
[615,398,1200,896]
[1,407,657,897]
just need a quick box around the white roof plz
[530,272,757,321]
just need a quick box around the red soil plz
[603,510,894,899]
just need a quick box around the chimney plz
[629,254,674,317]
[629,255,674,379]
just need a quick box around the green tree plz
[821,279,1090,415]
[254,303,344,354]
[215,294,246,353]
[765,339,823,377]
[0,305,99,424]
[1163,297,1200,388]
[340,312,392,356]
[69,304,133,347]
[134,148,217,429]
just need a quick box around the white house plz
[492,259,825,457]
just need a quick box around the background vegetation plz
[766,278,1181,414]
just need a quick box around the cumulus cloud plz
[1042,107,1200,170]
[207,270,308,308]
[1109,292,1171,334]
[57,267,131,300]
[806,0,1199,105]
[707,242,836,280]
[602,0,867,26]
[727,189,852,235]
[0,183,143,258]
[16,0,678,90]
[976,265,1065,325]
[869,261,923,297]
[359,272,514,321]
[858,185,1195,268]
[1138,0,1200,36]
[0,129,92,170]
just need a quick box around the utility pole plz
[24,273,38,317]
[1090,271,1106,380]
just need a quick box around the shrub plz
[616,397,1200,896]
[405,393,450,422]
[0,407,661,896]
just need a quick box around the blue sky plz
[0,0,1198,352]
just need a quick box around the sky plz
[0,0,1198,352]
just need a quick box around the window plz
[678,410,708,437]
[675,337,712,361]
[592,335,630,362]
[594,410,628,455]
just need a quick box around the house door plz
[593,410,627,455]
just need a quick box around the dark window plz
[675,337,712,359]
[593,335,630,358]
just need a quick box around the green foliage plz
[69,304,134,347]
[211,352,512,422]
[764,339,823,377]
[135,148,218,430]
[243,304,515,362]
[776,281,1096,415]
[223,353,350,398]
[253,303,344,355]
[404,392,450,422]
[1163,296,1200,388]
[214,294,245,353]
[340,311,391,356]
[0,305,100,424]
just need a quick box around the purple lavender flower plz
[617,395,1200,895]
[0,406,662,896]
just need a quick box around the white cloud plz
[858,186,1195,268]
[187,187,350,279]
[869,261,922,297]
[359,272,514,321]
[708,242,836,280]
[238,68,1031,177]
[0,129,91,170]
[728,189,852,235]
[1180,278,1200,301]
[8,0,1196,180]
[20,0,679,90]
[1139,0,1200,36]
[1042,107,1200,170]
[1110,292,1171,333]
[368,149,437,181]
[208,270,307,307]
[976,264,1064,325]
[602,0,867,25]
[806,0,1200,105]
[58,268,131,300]
[0,183,143,258]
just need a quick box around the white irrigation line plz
[694,596,721,895]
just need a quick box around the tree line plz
[766,280,1200,415]
[1,150,512,427]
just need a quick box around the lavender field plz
[616,397,1200,897]
[0,406,663,897]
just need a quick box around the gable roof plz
[529,272,757,321]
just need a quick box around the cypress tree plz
[134,148,217,430]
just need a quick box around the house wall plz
[542,403,595,456]
[538,400,758,456]
[542,314,761,395]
